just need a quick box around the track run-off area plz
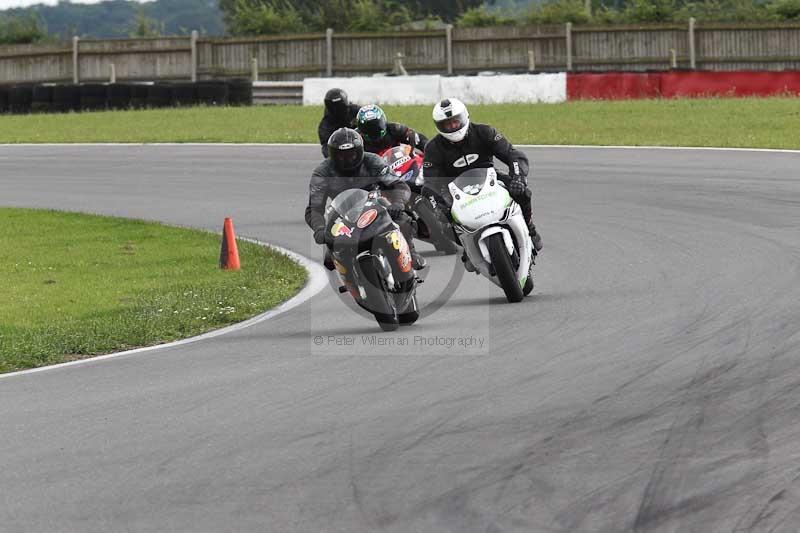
[2,145,800,532]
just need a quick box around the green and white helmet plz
[356,104,388,142]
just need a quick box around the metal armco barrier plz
[253,82,303,105]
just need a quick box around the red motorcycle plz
[379,144,459,255]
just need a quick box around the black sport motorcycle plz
[323,188,420,331]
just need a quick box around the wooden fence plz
[2,21,800,84]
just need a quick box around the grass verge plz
[0,208,307,373]
[0,98,798,148]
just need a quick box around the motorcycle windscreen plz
[328,188,370,226]
[452,168,494,196]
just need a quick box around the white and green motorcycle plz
[448,167,535,303]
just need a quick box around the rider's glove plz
[387,204,405,220]
[508,176,526,197]
[313,227,327,245]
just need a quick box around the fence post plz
[392,52,408,76]
[565,22,573,71]
[688,18,697,69]
[669,49,677,69]
[251,57,258,82]
[326,28,333,77]
[528,49,536,72]
[72,36,80,84]
[190,30,198,81]
[109,63,116,83]
[445,24,454,75]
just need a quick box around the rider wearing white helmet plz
[423,98,542,253]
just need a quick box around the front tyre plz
[359,255,399,331]
[398,295,420,326]
[375,313,400,331]
[485,233,525,303]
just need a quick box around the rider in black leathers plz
[423,98,543,253]
[306,128,426,270]
[318,88,361,158]
[355,104,428,154]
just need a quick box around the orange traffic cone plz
[219,217,241,271]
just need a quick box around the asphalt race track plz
[2,145,800,532]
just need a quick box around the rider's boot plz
[461,251,476,273]
[516,189,543,254]
[397,212,427,270]
[411,248,427,270]
[323,247,335,271]
[528,220,543,254]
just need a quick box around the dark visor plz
[435,112,467,134]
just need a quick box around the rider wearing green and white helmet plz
[355,104,428,154]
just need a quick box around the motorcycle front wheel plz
[485,233,525,303]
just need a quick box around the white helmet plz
[433,98,470,143]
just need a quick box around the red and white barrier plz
[303,71,800,106]
[303,74,567,105]
[568,71,800,100]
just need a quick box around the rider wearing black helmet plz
[306,128,426,270]
[318,88,361,158]
[355,104,428,154]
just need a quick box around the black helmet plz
[324,88,349,119]
[327,128,365,175]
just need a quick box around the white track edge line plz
[0,241,328,380]
[0,143,798,154]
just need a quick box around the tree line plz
[459,0,800,26]
[1,0,799,44]
[224,0,800,35]
[0,0,223,44]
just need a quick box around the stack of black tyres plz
[170,82,197,107]
[31,85,54,113]
[0,86,9,114]
[196,81,229,106]
[0,79,254,114]
[107,84,133,110]
[227,78,253,106]
[147,83,172,108]
[130,84,149,109]
[9,85,33,114]
[80,84,108,112]
[52,84,81,112]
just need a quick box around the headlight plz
[462,183,483,195]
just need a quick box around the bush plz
[675,0,774,23]
[528,0,591,25]
[771,0,800,19]
[457,6,515,27]
[0,13,46,44]
[618,0,679,23]
[228,0,306,35]
[225,0,412,35]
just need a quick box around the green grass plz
[0,208,307,373]
[0,98,799,148]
